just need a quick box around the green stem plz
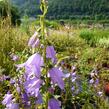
[40,0,49,108]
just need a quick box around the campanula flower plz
[46,46,57,63]
[48,98,61,109]
[6,103,19,109]
[24,77,42,97]
[28,32,39,48]
[21,92,30,107]
[32,38,40,48]
[48,67,64,89]
[35,92,43,104]
[25,53,43,67]
[16,53,43,78]
[2,94,13,105]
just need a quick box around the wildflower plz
[32,38,40,48]
[25,53,43,68]
[12,55,19,61]
[21,93,30,107]
[2,94,13,105]
[72,77,76,82]
[10,79,16,84]
[16,85,21,94]
[48,98,61,109]
[28,32,39,48]
[35,92,43,104]
[24,77,42,97]
[97,91,103,97]
[64,73,70,78]
[2,93,19,109]
[48,67,64,89]
[10,53,19,61]
[46,46,57,63]
[16,53,43,78]
[4,75,10,81]
[6,103,19,109]
[71,86,75,91]
[89,79,94,84]
[95,79,99,85]
[71,66,76,72]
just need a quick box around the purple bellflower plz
[35,92,43,104]
[6,103,19,109]
[10,53,19,61]
[48,98,61,109]
[21,92,31,108]
[28,32,40,48]
[2,94,13,105]
[46,46,57,63]
[16,53,43,78]
[48,67,64,90]
[24,77,42,97]
[2,93,19,109]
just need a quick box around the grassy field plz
[0,18,109,108]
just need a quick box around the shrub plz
[79,29,96,46]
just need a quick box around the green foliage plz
[47,0,109,20]
[0,18,28,75]
[11,0,40,17]
[11,0,109,20]
[79,29,109,47]
[34,19,60,29]
[0,0,21,25]
[79,29,96,46]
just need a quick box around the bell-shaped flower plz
[46,46,57,63]
[10,54,19,61]
[2,94,13,105]
[25,65,41,79]
[35,92,43,104]
[25,53,43,67]
[32,38,40,48]
[6,103,19,109]
[16,53,43,78]
[24,77,42,97]
[48,67,64,89]
[28,32,39,48]
[48,98,61,109]
[21,92,31,108]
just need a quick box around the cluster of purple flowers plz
[2,31,64,109]
[2,31,103,108]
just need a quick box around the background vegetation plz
[11,0,109,20]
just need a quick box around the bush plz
[79,29,96,46]
[79,29,109,48]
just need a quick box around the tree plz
[0,0,21,25]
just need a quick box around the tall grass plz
[79,29,109,47]
[0,18,28,75]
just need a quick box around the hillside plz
[11,0,109,19]
[11,0,40,17]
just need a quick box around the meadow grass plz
[0,18,109,108]
[0,18,29,75]
[79,28,109,48]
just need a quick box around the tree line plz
[1,0,109,21]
